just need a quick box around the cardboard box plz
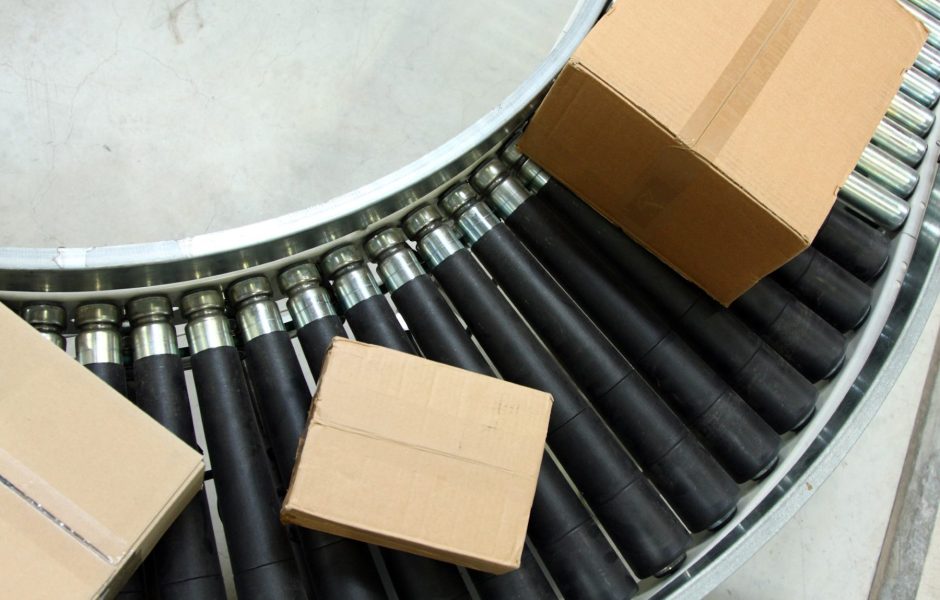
[281,339,552,574]
[519,0,926,305]
[0,303,205,599]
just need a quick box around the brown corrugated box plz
[0,303,205,599]
[519,0,926,305]
[281,338,552,574]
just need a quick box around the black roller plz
[384,269,627,599]
[503,197,779,483]
[240,331,387,600]
[190,347,306,598]
[429,248,690,578]
[539,181,817,433]
[529,462,636,599]
[469,546,556,600]
[296,314,347,380]
[296,316,348,380]
[116,573,147,600]
[530,181,845,383]
[465,221,738,531]
[134,354,201,447]
[773,247,873,332]
[158,577,230,600]
[86,362,128,396]
[345,295,417,354]
[390,275,491,376]
[241,331,312,483]
[301,535,389,600]
[297,315,414,599]
[732,278,848,382]
[678,301,816,432]
[380,553,470,600]
[814,206,891,282]
[133,354,226,599]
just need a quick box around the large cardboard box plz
[281,339,552,574]
[519,0,926,305]
[0,303,205,599]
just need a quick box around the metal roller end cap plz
[654,553,687,578]
[126,296,173,324]
[498,134,525,168]
[519,157,548,182]
[22,304,66,329]
[470,157,510,194]
[320,244,364,279]
[180,289,224,318]
[278,262,322,294]
[75,303,122,328]
[228,276,273,307]
[364,228,408,261]
[402,204,446,240]
[439,183,478,217]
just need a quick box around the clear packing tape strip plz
[0,445,128,565]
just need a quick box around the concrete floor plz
[0,0,579,247]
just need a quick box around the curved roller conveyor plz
[5,2,940,598]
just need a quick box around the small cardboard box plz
[519,0,926,305]
[281,339,552,574]
[0,303,205,599]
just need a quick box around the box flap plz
[0,303,205,597]
[283,339,552,574]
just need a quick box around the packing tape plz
[620,0,823,228]
[0,445,128,565]
[681,0,823,158]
